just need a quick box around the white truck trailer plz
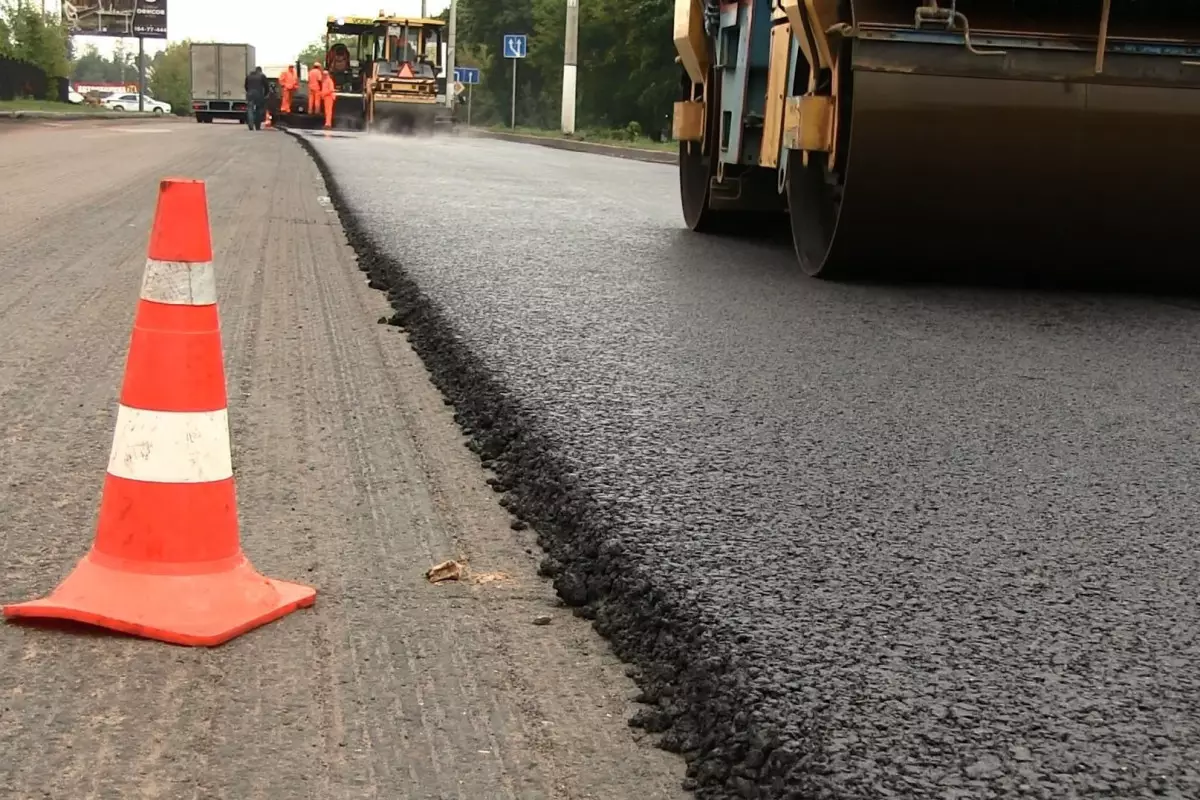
[189,42,257,123]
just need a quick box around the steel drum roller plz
[799,39,1200,273]
[678,0,1200,278]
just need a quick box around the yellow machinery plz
[278,13,457,133]
[362,15,456,133]
[673,1,1200,278]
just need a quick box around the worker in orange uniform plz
[321,69,336,129]
[307,61,324,115]
[279,64,298,113]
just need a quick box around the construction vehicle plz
[363,15,458,133]
[673,1,1200,278]
[190,43,256,123]
[274,13,457,133]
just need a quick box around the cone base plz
[3,550,316,647]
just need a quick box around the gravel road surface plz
[296,129,1200,800]
[0,122,686,799]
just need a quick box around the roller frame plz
[672,0,1200,279]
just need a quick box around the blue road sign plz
[503,34,527,59]
[454,67,481,85]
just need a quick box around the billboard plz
[61,0,168,39]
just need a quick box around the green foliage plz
[72,41,136,83]
[2,2,71,89]
[456,0,677,137]
[148,40,191,115]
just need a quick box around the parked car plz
[102,93,171,114]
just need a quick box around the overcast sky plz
[63,0,451,66]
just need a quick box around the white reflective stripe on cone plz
[140,259,217,306]
[107,406,233,483]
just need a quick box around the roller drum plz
[802,39,1200,276]
[370,101,440,135]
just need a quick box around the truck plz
[672,0,1200,279]
[190,42,257,123]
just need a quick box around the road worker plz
[243,65,269,131]
[307,61,324,115]
[279,64,298,113]
[321,69,336,129]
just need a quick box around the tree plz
[2,2,70,83]
[0,13,12,58]
[450,0,675,134]
[72,43,124,82]
[149,40,191,114]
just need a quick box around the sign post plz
[562,0,578,134]
[453,67,480,127]
[446,0,457,110]
[138,37,145,113]
[61,0,167,115]
[502,34,527,130]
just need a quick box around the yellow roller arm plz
[673,0,708,85]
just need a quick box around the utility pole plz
[445,0,457,110]
[137,37,145,112]
[561,0,578,134]
[421,0,426,16]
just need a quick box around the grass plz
[0,99,147,114]
[483,123,675,152]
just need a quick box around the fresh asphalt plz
[296,128,1200,799]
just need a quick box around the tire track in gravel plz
[292,168,521,799]
[0,139,232,404]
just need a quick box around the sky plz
[57,0,451,66]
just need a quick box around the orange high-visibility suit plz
[307,63,324,115]
[279,65,298,113]
[321,72,336,129]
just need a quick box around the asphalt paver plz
[297,129,1200,800]
[0,121,686,799]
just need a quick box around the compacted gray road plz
[298,129,1200,799]
[0,120,686,799]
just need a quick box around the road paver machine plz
[673,1,1200,278]
[276,13,457,133]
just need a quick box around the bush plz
[0,54,47,101]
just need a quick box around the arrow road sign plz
[503,34,527,59]
[454,67,481,85]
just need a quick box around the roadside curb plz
[466,129,677,165]
[0,110,171,122]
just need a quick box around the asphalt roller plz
[673,1,1200,278]
[365,59,458,136]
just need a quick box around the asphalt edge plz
[284,129,813,799]
[465,128,677,165]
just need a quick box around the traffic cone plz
[3,178,317,646]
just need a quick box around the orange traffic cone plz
[3,178,317,646]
